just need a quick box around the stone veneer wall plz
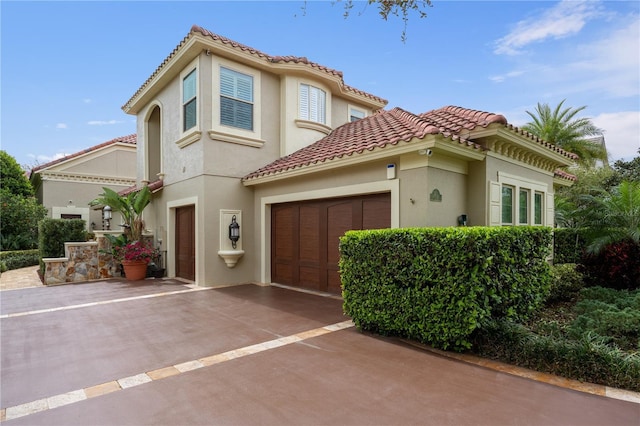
[42,234,121,285]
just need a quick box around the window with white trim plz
[220,67,254,131]
[534,192,544,225]
[350,107,365,122]
[492,172,551,227]
[182,69,197,131]
[519,189,530,225]
[299,84,326,124]
[501,185,514,225]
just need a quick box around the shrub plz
[0,249,40,270]
[472,319,640,392]
[579,240,640,290]
[340,227,552,352]
[567,287,640,351]
[547,263,584,303]
[38,219,87,259]
[553,228,588,264]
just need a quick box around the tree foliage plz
[303,0,432,42]
[0,150,33,198]
[0,151,46,250]
[522,100,606,167]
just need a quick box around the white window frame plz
[349,105,366,122]
[220,67,254,131]
[492,172,551,227]
[299,83,326,124]
[210,59,264,148]
[176,58,201,148]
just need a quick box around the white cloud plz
[592,111,640,162]
[489,70,524,83]
[87,120,124,126]
[567,17,640,98]
[494,0,603,55]
[56,123,68,129]
[35,152,72,164]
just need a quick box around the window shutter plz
[299,84,309,120]
[489,181,501,226]
[220,67,253,130]
[546,192,555,226]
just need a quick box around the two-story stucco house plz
[30,134,137,231]
[121,25,575,293]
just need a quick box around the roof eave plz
[243,134,485,186]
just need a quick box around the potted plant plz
[90,186,153,280]
[113,240,156,280]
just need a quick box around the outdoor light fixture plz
[103,205,112,230]
[458,214,468,227]
[228,215,240,249]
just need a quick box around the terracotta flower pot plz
[122,260,148,281]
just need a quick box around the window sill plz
[175,130,202,148]
[208,129,265,148]
[294,119,331,135]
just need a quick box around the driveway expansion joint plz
[1,320,355,422]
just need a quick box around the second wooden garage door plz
[271,193,390,294]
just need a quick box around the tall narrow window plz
[183,70,197,131]
[299,84,326,124]
[220,67,253,130]
[534,192,543,225]
[501,185,514,225]
[519,189,529,224]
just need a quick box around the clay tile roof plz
[31,134,137,173]
[123,25,386,111]
[118,179,164,196]
[507,124,579,160]
[554,169,577,181]
[243,106,489,182]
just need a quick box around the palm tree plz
[581,180,640,254]
[522,100,607,167]
[89,186,151,242]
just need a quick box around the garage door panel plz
[363,198,392,229]
[299,205,320,262]
[272,193,390,294]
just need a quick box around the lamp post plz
[103,205,112,230]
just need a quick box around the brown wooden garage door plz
[271,193,390,294]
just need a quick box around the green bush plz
[547,263,584,303]
[0,249,40,270]
[38,219,87,259]
[0,261,7,273]
[472,319,640,392]
[553,228,588,264]
[340,227,552,352]
[567,287,640,351]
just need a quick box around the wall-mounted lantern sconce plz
[458,214,468,227]
[103,205,112,230]
[91,222,96,231]
[229,215,240,249]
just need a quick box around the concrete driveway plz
[1,279,638,425]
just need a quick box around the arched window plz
[146,105,162,181]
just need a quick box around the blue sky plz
[2,0,638,169]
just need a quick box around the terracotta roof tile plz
[118,179,163,196]
[243,106,488,182]
[507,125,579,160]
[554,169,577,181]
[31,134,137,173]
[123,25,386,112]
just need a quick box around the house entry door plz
[175,205,195,281]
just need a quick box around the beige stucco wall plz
[66,149,136,177]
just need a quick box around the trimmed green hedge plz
[0,249,40,271]
[553,228,588,264]
[340,227,552,352]
[38,219,87,258]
